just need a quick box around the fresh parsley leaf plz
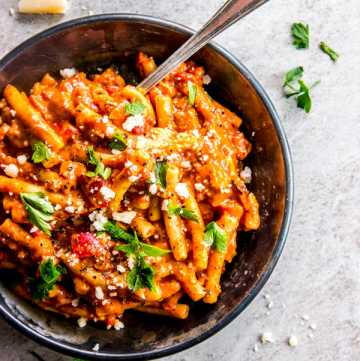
[125,101,145,116]
[86,146,112,180]
[167,202,199,222]
[291,22,309,49]
[108,133,127,151]
[140,243,170,257]
[155,160,167,189]
[31,141,51,163]
[204,221,228,253]
[188,81,197,105]
[127,256,156,292]
[319,41,339,62]
[32,259,65,300]
[283,66,304,87]
[20,192,54,235]
[103,221,134,242]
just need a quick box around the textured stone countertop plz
[0,0,359,360]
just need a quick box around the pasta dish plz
[0,52,259,329]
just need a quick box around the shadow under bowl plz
[0,14,293,360]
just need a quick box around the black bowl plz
[0,14,293,360]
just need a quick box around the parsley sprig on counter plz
[32,259,65,300]
[291,22,309,49]
[31,141,51,163]
[167,202,199,222]
[86,146,112,180]
[204,221,228,253]
[283,67,320,113]
[20,192,54,235]
[319,42,339,62]
[104,221,170,291]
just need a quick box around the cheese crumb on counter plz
[112,211,136,224]
[18,0,67,14]
[288,335,299,347]
[260,332,275,344]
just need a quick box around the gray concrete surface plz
[0,0,360,360]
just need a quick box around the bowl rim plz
[0,13,294,360]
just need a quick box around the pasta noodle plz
[0,53,259,329]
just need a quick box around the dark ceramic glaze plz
[0,15,293,360]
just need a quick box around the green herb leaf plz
[291,22,309,49]
[155,160,167,189]
[167,202,199,222]
[141,243,170,257]
[187,81,197,105]
[204,221,228,253]
[125,101,145,116]
[127,256,156,292]
[86,146,112,180]
[283,66,304,87]
[33,259,65,300]
[103,221,134,242]
[319,41,339,62]
[20,193,54,235]
[108,133,127,151]
[31,141,51,163]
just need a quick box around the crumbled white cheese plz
[16,155,27,165]
[127,255,135,269]
[64,206,75,213]
[114,319,125,330]
[161,199,169,211]
[167,153,180,161]
[9,8,15,16]
[100,186,115,201]
[128,175,140,182]
[88,10,94,15]
[4,164,19,178]
[288,335,298,347]
[92,343,100,352]
[77,317,87,328]
[59,67,77,78]
[267,301,274,309]
[122,114,144,132]
[54,204,62,211]
[253,344,259,352]
[260,332,274,344]
[240,166,252,183]
[124,160,133,168]
[111,149,121,155]
[149,183,157,195]
[175,183,189,198]
[9,109,16,117]
[194,182,205,192]
[89,210,108,231]
[203,74,212,85]
[95,287,104,300]
[102,115,109,124]
[71,299,79,307]
[112,211,136,224]
[181,160,191,169]
[105,126,115,137]
[301,314,310,321]
[30,226,39,233]
[116,264,126,273]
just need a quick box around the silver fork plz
[138,0,269,93]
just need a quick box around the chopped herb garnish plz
[32,259,65,300]
[125,101,146,116]
[282,68,319,113]
[31,141,51,163]
[155,160,167,189]
[188,81,197,105]
[167,202,199,222]
[127,256,156,292]
[20,192,54,235]
[108,133,127,151]
[319,41,339,62]
[103,221,134,242]
[86,146,112,180]
[291,22,309,49]
[204,221,228,253]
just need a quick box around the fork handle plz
[138,0,269,92]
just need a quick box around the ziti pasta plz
[0,52,260,329]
